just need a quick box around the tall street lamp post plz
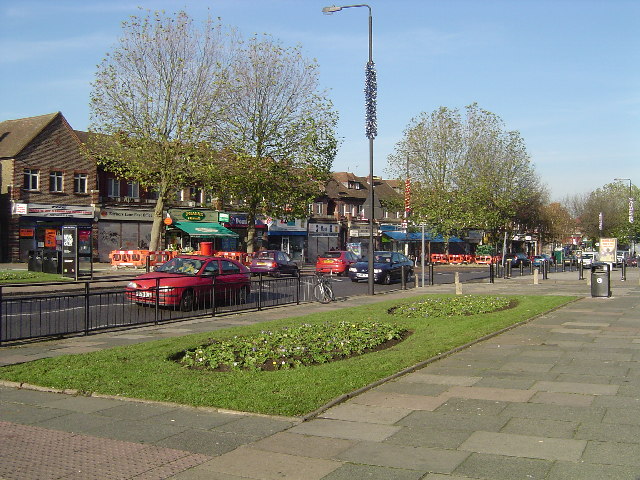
[322,4,377,295]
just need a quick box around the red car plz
[125,255,250,311]
[316,250,360,275]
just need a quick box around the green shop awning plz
[173,222,239,238]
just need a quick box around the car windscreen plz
[255,252,275,260]
[155,258,204,275]
[320,252,342,259]
[374,253,392,263]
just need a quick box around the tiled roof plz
[324,171,402,203]
[0,112,59,158]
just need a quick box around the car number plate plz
[356,273,368,278]
[136,291,152,298]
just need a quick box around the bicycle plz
[313,272,335,303]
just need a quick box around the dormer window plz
[348,181,361,190]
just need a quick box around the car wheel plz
[292,268,300,277]
[383,272,392,285]
[179,290,195,312]
[272,269,281,278]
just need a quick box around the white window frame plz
[107,178,120,198]
[74,173,88,194]
[49,171,64,193]
[127,180,140,199]
[23,169,39,191]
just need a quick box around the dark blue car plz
[348,251,414,284]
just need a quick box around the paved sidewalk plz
[2,268,640,478]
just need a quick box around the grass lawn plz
[0,294,576,416]
[0,270,72,284]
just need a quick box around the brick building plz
[0,112,98,262]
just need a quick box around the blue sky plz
[1,0,638,201]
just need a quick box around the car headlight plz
[127,282,138,289]
[349,267,357,272]
[374,268,382,274]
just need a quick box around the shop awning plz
[174,222,239,238]
[383,231,463,243]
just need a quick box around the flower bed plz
[180,321,408,371]
[389,295,513,318]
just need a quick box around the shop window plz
[23,168,39,191]
[107,178,120,198]
[74,173,88,194]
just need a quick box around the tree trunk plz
[149,197,166,251]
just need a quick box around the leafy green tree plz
[88,10,235,250]
[577,182,640,248]
[199,35,339,252]
[538,202,577,248]
[387,103,542,242]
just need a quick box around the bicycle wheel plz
[313,283,332,304]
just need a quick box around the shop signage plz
[227,214,267,228]
[19,203,94,218]
[268,218,306,232]
[308,223,339,237]
[349,227,373,237]
[45,229,57,248]
[19,228,34,238]
[218,212,230,222]
[12,203,28,215]
[168,208,218,223]
[100,208,155,221]
[182,210,206,221]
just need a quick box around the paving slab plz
[349,390,449,411]
[335,440,470,474]
[321,463,424,480]
[459,431,587,461]
[288,418,401,442]
[453,452,552,480]
[196,446,342,480]
[250,431,356,458]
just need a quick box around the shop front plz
[266,219,307,262]
[97,207,154,262]
[165,208,239,252]
[307,222,340,262]
[12,202,95,263]
[220,213,268,251]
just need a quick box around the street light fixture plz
[322,4,377,295]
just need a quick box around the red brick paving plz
[0,421,211,479]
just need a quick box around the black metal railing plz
[0,274,313,344]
